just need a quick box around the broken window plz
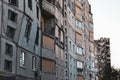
[4,60,12,72]
[36,5,39,19]
[6,25,15,39]
[35,27,39,45]
[9,0,18,7]
[25,20,32,40]
[5,43,13,56]
[32,56,37,71]
[28,0,32,10]
[20,51,25,67]
[8,10,18,22]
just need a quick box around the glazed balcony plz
[42,0,55,16]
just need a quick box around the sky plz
[88,0,120,68]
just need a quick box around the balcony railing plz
[42,0,55,15]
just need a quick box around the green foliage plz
[111,67,120,80]
[102,66,120,80]
[102,65,111,80]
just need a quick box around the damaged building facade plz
[0,0,110,80]
[0,0,41,80]
[41,0,97,80]
[94,38,111,80]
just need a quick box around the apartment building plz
[0,0,41,80]
[41,0,65,80]
[94,38,111,80]
[74,0,97,80]
[41,0,96,80]
[0,0,99,80]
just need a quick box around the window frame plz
[28,0,32,10]
[76,19,82,28]
[24,19,32,40]
[5,43,13,56]
[32,56,37,71]
[8,9,18,22]
[77,46,83,55]
[77,61,83,69]
[36,5,39,19]
[20,51,25,67]
[6,25,15,39]
[35,27,39,45]
[4,59,12,72]
[8,0,18,7]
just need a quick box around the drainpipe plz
[0,0,3,66]
[1,0,3,35]
[39,0,43,80]
[40,0,43,80]
[24,0,25,14]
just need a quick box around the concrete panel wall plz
[16,47,40,78]
[0,38,16,74]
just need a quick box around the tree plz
[111,67,119,80]
[102,65,111,80]
[102,66,120,80]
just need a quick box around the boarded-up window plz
[43,35,54,49]
[42,59,55,72]
[77,75,84,80]
[76,33,82,42]
[75,6,82,15]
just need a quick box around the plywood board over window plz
[77,75,84,80]
[75,6,82,15]
[76,32,82,42]
[43,34,54,49]
[42,59,55,73]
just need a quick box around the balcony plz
[42,0,55,16]
[75,0,83,10]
